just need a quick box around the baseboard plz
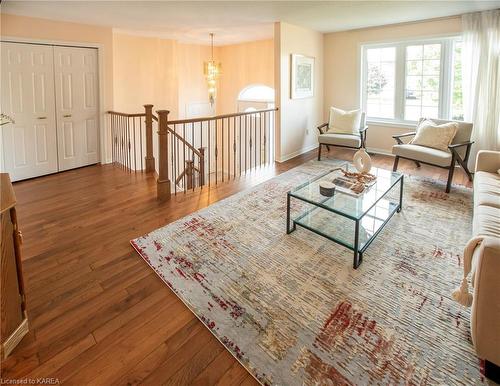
[2,315,29,359]
[366,147,394,157]
[278,144,319,163]
[277,145,392,163]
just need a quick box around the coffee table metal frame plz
[286,168,404,269]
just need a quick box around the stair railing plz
[108,105,278,201]
[156,107,277,201]
[108,104,158,172]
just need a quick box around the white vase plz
[353,148,372,173]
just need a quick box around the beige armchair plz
[317,112,368,161]
[392,118,474,193]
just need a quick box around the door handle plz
[63,114,72,118]
[37,116,47,120]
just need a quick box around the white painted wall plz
[274,22,324,162]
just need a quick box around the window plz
[361,37,462,123]
[451,41,463,120]
[365,47,396,119]
[404,43,441,120]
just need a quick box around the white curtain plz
[462,10,500,169]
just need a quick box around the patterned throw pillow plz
[411,119,458,152]
[327,107,361,136]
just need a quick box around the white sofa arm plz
[475,150,500,173]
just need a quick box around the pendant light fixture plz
[204,33,221,106]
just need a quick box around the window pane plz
[422,106,439,118]
[405,90,422,106]
[424,44,441,59]
[405,106,421,121]
[407,60,422,75]
[406,45,423,60]
[404,43,442,120]
[451,41,464,120]
[422,91,439,107]
[367,48,381,62]
[406,76,422,90]
[365,47,396,119]
[423,76,440,92]
[423,59,440,75]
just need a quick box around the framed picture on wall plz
[291,54,314,99]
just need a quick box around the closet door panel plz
[54,46,99,171]
[0,43,58,181]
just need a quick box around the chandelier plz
[204,33,221,106]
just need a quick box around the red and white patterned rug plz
[131,160,480,385]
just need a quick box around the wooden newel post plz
[156,110,171,201]
[144,104,155,173]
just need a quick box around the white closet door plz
[0,42,58,181]
[54,46,99,171]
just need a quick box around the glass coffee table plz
[286,163,403,268]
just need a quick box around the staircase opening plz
[108,101,278,200]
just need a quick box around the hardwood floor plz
[0,148,472,385]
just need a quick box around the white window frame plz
[360,35,462,126]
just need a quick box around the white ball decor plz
[353,148,372,174]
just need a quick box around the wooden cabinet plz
[1,173,28,359]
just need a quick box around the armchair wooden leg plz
[450,145,474,182]
[318,144,322,161]
[446,154,457,193]
[465,168,473,182]
[446,166,455,193]
[458,158,473,181]
[393,156,400,172]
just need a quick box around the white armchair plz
[392,118,474,193]
[317,112,368,161]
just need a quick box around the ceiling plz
[2,1,500,45]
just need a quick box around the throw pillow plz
[411,119,458,152]
[327,107,361,136]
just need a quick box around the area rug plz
[131,159,481,385]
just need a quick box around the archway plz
[237,84,276,163]
[238,84,275,103]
